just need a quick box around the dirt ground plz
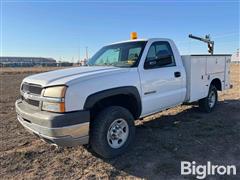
[0,65,239,179]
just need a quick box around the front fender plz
[83,86,142,118]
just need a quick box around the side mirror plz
[145,50,172,69]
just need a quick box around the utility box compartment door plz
[206,56,225,74]
[182,55,208,102]
[190,56,208,102]
[224,56,231,90]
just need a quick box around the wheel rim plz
[107,118,129,149]
[208,90,216,108]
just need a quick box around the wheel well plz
[89,94,140,120]
[211,78,222,91]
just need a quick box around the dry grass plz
[0,67,66,75]
[0,65,239,179]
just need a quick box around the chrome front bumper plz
[16,100,90,146]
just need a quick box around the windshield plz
[88,41,147,67]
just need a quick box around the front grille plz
[22,95,40,107]
[21,83,42,107]
[22,83,42,95]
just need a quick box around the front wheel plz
[90,106,135,158]
[199,85,218,113]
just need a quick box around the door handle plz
[174,71,181,78]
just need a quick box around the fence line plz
[0,61,87,68]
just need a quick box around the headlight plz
[43,86,66,98]
[42,86,67,113]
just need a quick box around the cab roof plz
[109,38,173,45]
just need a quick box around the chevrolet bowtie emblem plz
[23,92,30,99]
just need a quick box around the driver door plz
[139,41,185,116]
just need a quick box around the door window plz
[145,41,176,69]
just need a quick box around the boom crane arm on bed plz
[189,34,214,55]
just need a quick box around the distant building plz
[0,56,57,67]
[231,49,239,64]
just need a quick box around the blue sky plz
[1,0,239,62]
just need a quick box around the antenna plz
[189,34,214,55]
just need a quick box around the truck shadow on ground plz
[99,100,240,179]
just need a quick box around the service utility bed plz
[182,54,231,103]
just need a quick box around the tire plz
[90,106,135,158]
[198,85,218,113]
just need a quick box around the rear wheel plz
[90,106,135,158]
[199,85,218,113]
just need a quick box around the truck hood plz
[23,66,129,87]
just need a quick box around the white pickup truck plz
[16,36,231,158]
